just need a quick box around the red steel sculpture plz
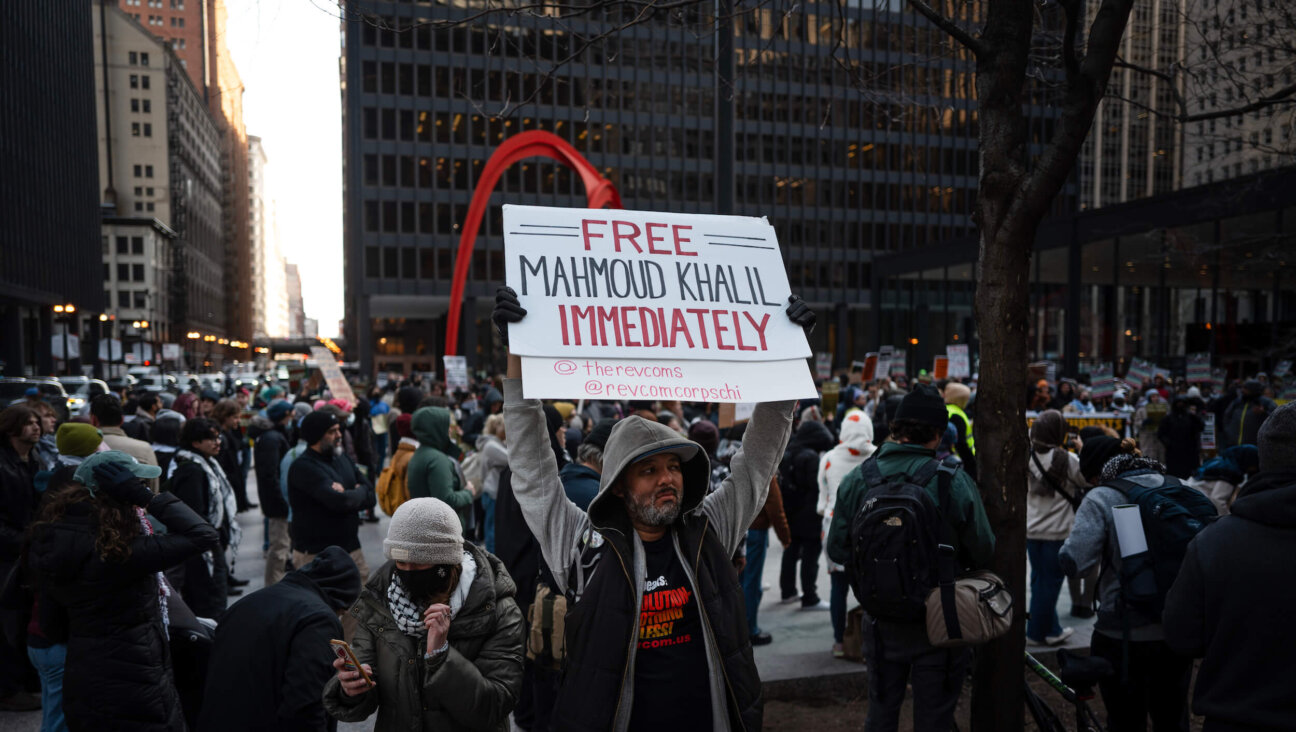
[444,130,623,355]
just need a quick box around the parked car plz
[57,376,110,417]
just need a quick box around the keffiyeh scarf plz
[386,550,477,637]
[169,449,242,575]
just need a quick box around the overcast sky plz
[226,0,344,336]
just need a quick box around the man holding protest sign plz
[496,286,811,731]
[496,206,817,730]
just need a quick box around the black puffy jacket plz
[27,492,219,732]
[250,417,291,519]
[778,421,835,538]
[166,455,230,619]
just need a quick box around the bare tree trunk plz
[967,7,1033,728]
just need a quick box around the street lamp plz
[52,304,76,375]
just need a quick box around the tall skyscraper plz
[249,136,290,338]
[340,1,1064,376]
[1078,0,1185,209]
[286,262,306,339]
[119,0,253,351]
[1181,0,1296,187]
[0,3,102,376]
[94,0,225,352]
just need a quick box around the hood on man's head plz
[588,415,708,529]
[1243,380,1265,398]
[789,419,835,453]
[294,545,361,610]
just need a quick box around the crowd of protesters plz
[1,302,1293,732]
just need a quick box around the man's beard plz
[622,488,682,527]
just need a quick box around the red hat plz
[394,413,414,439]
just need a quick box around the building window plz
[140,52,150,66]
[143,123,152,137]
[141,76,150,90]
[117,236,129,254]
[131,99,140,113]
[118,292,131,308]
[132,237,144,254]
[133,164,142,177]
[104,263,111,281]
[145,165,154,178]
[129,51,138,65]
[133,264,145,281]
[134,202,144,212]
[178,17,184,28]
[142,99,151,114]
[118,264,131,281]
[130,75,139,89]
[133,292,148,309]
[146,203,155,212]
[135,186,143,196]
[132,122,141,137]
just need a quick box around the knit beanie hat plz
[296,545,362,611]
[292,401,314,422]
[394,413,414,439]
[56,423,103,458]
[687,419,720,457]
[384,498,464,565]
[894,384,948,432]
[1258,402,1296,473]
[266,399,294,423]
[586,419,616,450]
[299,410,338,446]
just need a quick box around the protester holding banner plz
[494,284,809,731]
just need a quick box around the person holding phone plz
[323,498,524,731]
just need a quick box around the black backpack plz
[1106,475,1218,620]
[847,456,959,621]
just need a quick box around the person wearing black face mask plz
[324,498,524,731]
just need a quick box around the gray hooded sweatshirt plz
[503,378,794,732]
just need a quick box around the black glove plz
[492,286,528,346]
[92,462,155,507]
[786,294,816,337]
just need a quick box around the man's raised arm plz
[502,355,591,596]
[701,401,796,556]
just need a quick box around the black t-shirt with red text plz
[630,531,713,731]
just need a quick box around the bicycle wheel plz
[1024,680,1068,732]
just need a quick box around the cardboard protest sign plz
[946,344,970,379]
[1089,362,1116,400]
[1200,414,1216,453]
[504,205,816,402]
[815,352,832,380]
[849,359,868,384]
[443,355,469,392]
[718,402,757,429]
[933,356,949,380]
[861,354,878,382]
[890,348,908,376]
[1186,353,1211,383]
[504,205,809,361]
[876,347,894,380]
[309,346,357,407]
[1125,358,1153,389]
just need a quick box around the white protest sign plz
[309,346,357,407]
[947,344,970,379]
[520,357,814,403]
[504,205,810,362]
[876,346,894,381]
[443,355,469,392]
[815,352,832,380]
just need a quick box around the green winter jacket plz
[826,441,996,572]
[322,543,525,731]
[407,407,472,528]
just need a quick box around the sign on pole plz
[443,355,469,392]
[946,344,970,379]
[309,346,357,407]
[505,205,816,401]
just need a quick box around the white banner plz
[98,339,123,361]
[504,205,810,362]
[51,334,81,360]
[162,343,181,361]
[520,356,815,403]
[443,355,469,391]
[947,344,970,379]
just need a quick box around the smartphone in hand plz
[331,639,374,689]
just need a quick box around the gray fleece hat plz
[1257,402,1296,473]
[383,498,463,565]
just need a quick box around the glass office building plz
[341,0,1072,377]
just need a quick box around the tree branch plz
[1183,81,1296,122]
[907,0,985,58]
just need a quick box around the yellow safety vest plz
[946,403,975,455]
